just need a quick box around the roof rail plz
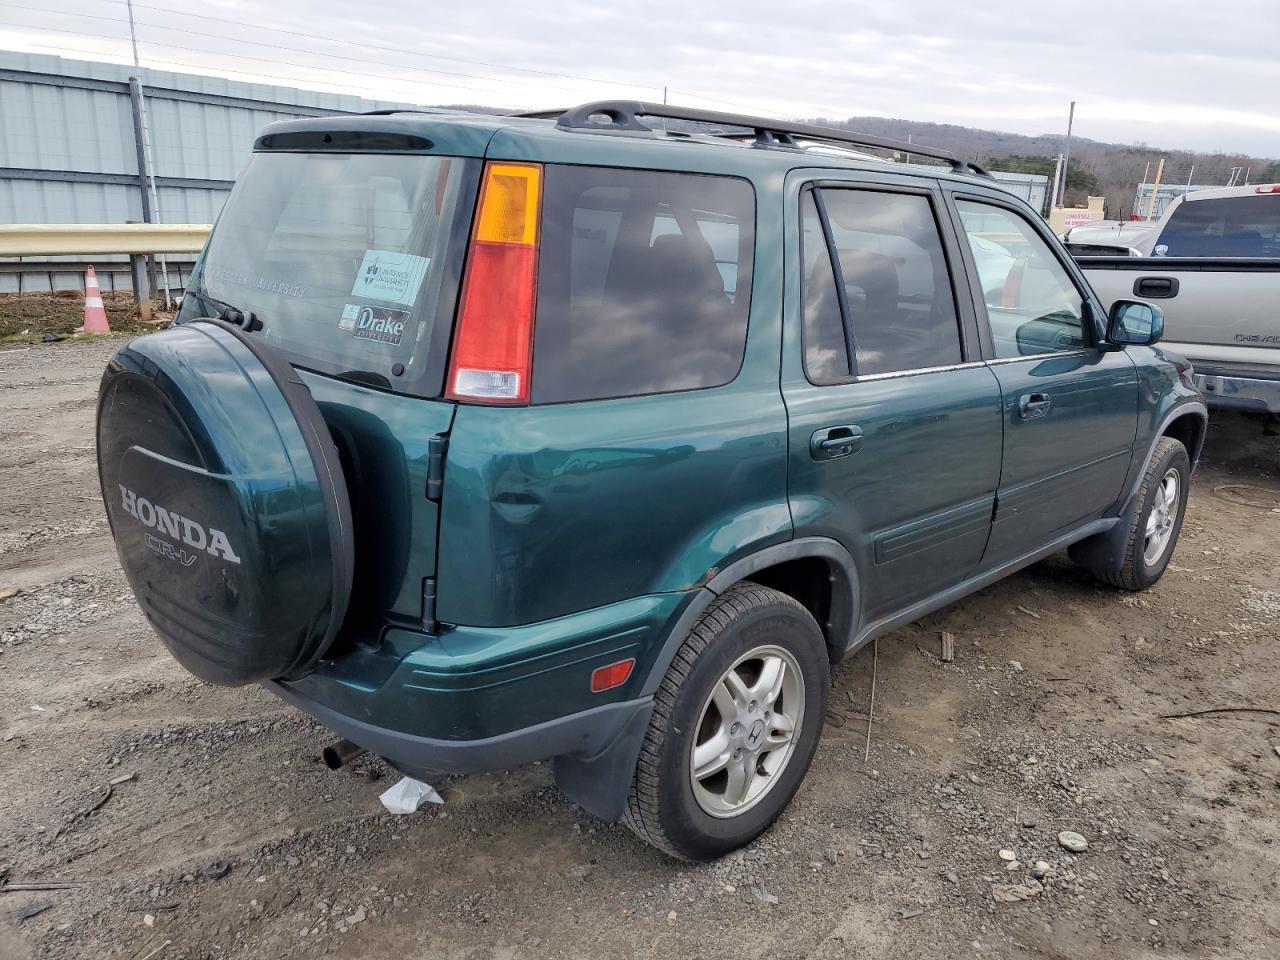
[360,108,457,116]
[526,101,994,180]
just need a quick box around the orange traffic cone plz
[82,266,110,334]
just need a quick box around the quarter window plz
[802,188,963,379]
[955,200,1088,358]
[532,166,755,404]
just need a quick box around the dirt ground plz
[0,292,168,342]
[1,336,1278,960]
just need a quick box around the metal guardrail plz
[0,223,211,257]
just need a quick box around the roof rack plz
[521,101,993,180]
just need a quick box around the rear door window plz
[801,187,963,379]
[532,166,755,404]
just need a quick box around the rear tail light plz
[446,162,543,404]
[1256,184,1279,195]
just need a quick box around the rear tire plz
[623,582,828,860]
[1091,436,1190,591]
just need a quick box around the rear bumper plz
[268,679,651,778]
[265,590,692,817]
[1192,371,1280,413]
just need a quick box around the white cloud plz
[1,0,1277,155]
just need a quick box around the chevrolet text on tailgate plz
[96,102,1207,859]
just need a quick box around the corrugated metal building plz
[1130,182,1228,221]
[0,51,411,292]
[984,170,1049,215]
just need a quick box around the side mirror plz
[1107,299,1164,347]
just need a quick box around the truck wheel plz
[623,582,828,860]
[1092,436,1191,591]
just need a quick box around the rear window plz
[180,152,478,394]
[1157,196,1280,258]
[531,166,755,404]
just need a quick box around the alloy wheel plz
[689,644,805,819]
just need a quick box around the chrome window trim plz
[852,360,988,382]
[814,349,1101,386]
[985,349,1096,366]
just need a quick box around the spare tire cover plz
[97,319,353,685]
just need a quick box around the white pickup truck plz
[1065,184,1280,414]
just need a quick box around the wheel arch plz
[1161,405,1207,466]
[639,537,861,698]
[1068,400,1205,573]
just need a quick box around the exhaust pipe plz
[322,738,368,770]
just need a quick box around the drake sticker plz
[350,250,430,306]
[341,304,409,345]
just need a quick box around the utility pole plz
[1146,157,1165,220]
[1048,153,1063,217]
[127,0,172,310]
[1057,101,1075,208]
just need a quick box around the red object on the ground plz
[82,266,110,333]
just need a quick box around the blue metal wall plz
[1,51,416,291]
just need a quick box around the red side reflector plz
[590,658,636,694]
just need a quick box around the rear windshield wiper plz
[187,290,261,332]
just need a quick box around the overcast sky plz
[3,0,1278,157]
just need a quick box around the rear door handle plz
[1018,393,1052,420]
[810,425,863,460]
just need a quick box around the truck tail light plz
[446,162,542,404]
[1256,184,1279,195]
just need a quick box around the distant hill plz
[813,116,1280,218]
[439,104,1279,219]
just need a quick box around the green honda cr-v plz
[96,101,1206,859]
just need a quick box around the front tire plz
[623,582,828,860]
[1091,436,1191,591]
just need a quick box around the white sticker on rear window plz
[350,250,430,305]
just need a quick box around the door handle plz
[1133,276,1179,299]
[1018,393,1052,420]
[810,425,863,460]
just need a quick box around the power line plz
[0,6,632,100]
[4,21,537,102]
[1,0,818,119]
[103,0,664,94]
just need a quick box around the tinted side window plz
[801,192,851,382]
[804,188,963,378]
[533,166,755,403]
[1156,196,1280,258]
[955,200,1087,359]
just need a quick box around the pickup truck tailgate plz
[1079,256,1280,411]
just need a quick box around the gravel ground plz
[1,336,1278,960]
